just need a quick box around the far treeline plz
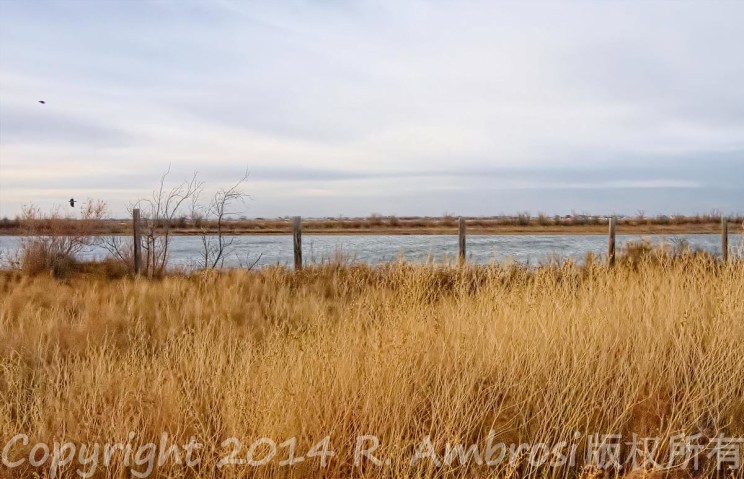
[0,211,742,236]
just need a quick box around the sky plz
[0,0,742,219]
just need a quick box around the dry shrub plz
[619,239,717,271]
[75,258,133,279]
[19,240,78,277]
[17,201,107,278]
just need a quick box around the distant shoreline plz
[1,217,739,236]
[117,223,735,236]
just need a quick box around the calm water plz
[1,234,740,269]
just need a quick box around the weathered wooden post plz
[458,216,466,264]
[721,216,728,262]
[608,216,616,266]
[293,216,302,270]
[132,208,142,276]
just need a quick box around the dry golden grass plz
[1,253,743,478]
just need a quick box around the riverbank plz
[1,216,740,236]
[158,222,734,235]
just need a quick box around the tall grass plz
[1,253,743,478]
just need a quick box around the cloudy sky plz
[1,0,742,218]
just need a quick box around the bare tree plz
[194,171,250,269]
[100,168,202,277]
[102,168,252,275]
[137,168,203,277]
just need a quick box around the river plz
[1,233,740,269]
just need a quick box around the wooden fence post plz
[608,216,616,267]
[721,216,728,262]
[293,216,302,270]
[458,216,466,264]
[132,208,142,276]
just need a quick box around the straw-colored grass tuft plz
[1,253,742,478]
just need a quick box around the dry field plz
[1,251,743,478]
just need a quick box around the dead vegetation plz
[2,212,742,236]
[0,249,742,478]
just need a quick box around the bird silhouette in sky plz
[69,198,76,208]
[38,100,46,104]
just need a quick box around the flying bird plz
[69,198,76,207]
[38,100,46,104]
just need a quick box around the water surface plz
[1,233,740,269]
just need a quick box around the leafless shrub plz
[17,200,107,277]
[366,213,384,227]
[440,213,457,227]
[192,171,250,269]
[516,211,531,226]
[102,168,251,275]
[98,234,135,271]
[136,168,204,277]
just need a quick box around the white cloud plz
[1,0,742,217]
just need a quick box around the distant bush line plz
[1,212,742,235]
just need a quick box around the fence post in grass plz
[458,216,466,264]
[132,208,142,276]
[607,216,616,267]
[293,216,302,271]
[721,216,728,262]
